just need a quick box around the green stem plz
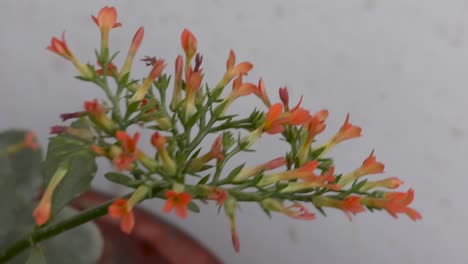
[95,78,123,123]
[0,197,116,263]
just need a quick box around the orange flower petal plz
[121,212,135,234]
[33,202,51,226]
[175,206,188,219]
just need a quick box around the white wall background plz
[1,0,466,263]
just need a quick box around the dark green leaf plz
[125,101,141,119]
[0,130,43,250]
[188,148,202,160]
[118,72,130,86]
[226,164,245,181]
[42,133,97,217]
[197,175,211,185]
[317,158,334,171]
[187,201,200,213]
[104,172,144,188]
[311,146,326,159]
[185,111,201,128]
[26,246,47,264]
[314,205,327,217]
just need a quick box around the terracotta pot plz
[71,191,222,264]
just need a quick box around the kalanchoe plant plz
[0,6,421,262]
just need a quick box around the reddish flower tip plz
[208,187,228,205]
[33,201,51,226]
[232,230,240,253]
[50,126,68,134]
[181,29,197,61]
[151,132,167,151]
[279,86,289,108]
[23,131,40,151]
[60,111,83,121]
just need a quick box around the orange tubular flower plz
[113,131,140,171]
[184,65,203,118]
[258,160,319,186]
[314,196,366,221]
[297,109,329,163]
[130,59,166,102]
[254,78,272,108]
[224,197,240,253]
[121,27,144,77]
[231,75,257,98]
[47,33,93,78]
[328,114,362,147]
[33,165,69,226]
[356,150,385,176]
[47,32,74,61]
[281,166,341,193]
[207,187,228,205]
[170,55,184,111]
[232,157,286,182]
[361,189,422,221]
[187,135,224,173]
[151,132,176,175]
[92,6,122,51]
[116,131,140,153]
[84,99,116,132]
[262,102,310,134]
[163,190,192,219]
[339,150,385,186]
[108,198,135,234]
[361,177,404,191]
[181,29,197,64]
[219,49,253,88]
[261,198,315,220]
[214,75,257,116]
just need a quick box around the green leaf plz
[42,132,97,217]
[0,130,42,250]
[197,174,211,185]
[252,172,264,185]
[226,164,245,181]
[311,146,326,159]
[104,172,144,188]
[317,158,334,171]
[0,130,42,200]
[314,205,327,217]
[222,131,235,150]
[125,101,141,118]
[187,201,200,213]
[118,72,130,86]
[210,86,224,101]
[185,110,201,128]
[188,148,202,161]
[26,246,47,264]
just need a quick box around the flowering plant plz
[0,6,421,263]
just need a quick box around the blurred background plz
[0,0,466,263]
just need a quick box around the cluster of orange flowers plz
[32,6,421,253]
